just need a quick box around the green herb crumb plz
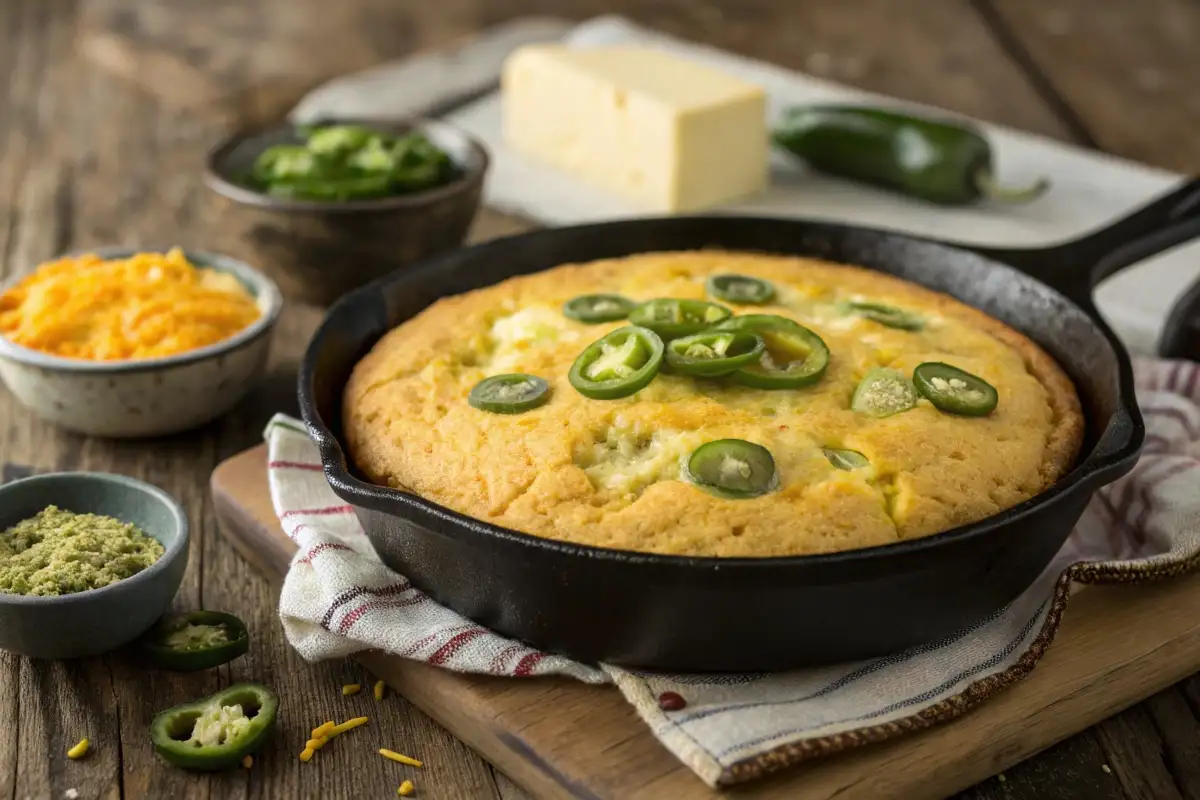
[0,506,164,596]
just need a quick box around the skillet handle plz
[968,178,1200,306]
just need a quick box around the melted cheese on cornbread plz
[343,252,1083,558]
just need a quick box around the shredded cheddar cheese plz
[342,683,362,696]
[331,716,368,736]
[374,680,386,701]
[0,248,261,360]
[242,755,253,769]
[312,721,336,739]
[398,780,415,796]
[66,738,89,760]
[379,749,422,768]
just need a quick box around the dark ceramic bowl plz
[0,472,189,659]
[203,117,489,306]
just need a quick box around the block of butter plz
[501,45,768,212]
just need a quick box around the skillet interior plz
[301,216,1138,669]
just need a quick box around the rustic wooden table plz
[1,0,1198,798]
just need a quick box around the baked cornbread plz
[343,251,1083,557]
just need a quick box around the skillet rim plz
[299,215,1145,570]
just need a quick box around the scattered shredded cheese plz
[374,680,387,701]
[312,721,336,739]
[342,683,362,696]
[380,749,423,768]
[66,739,89,760]
[306,737,329,751]
[299,748,314,763]
[242,755,253,769]
[398,780,415,796]
[332,716,369,736]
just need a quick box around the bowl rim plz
[0,246,283,374]
[202,116,491,214]
[0,471,189,606]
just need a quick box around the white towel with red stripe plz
[270,358,1200,787]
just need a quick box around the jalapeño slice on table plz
[913,362,999,416]
[714,315,830,389]
[664,330,765,377]
[562,294,635,324]
[142,610,250,672]
[706,274,776,305]
[851,368,919,417]
[627,298,731,339]
[823,448,870,470]
[839,300,924,331]
[568,326,665,400]
[151,683,278,771]
[468,374,550,414]
[686,439,777,499]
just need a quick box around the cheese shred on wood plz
[398,780,415,796]
[379,749,423,768]
[0,248,261,361]
[66,739,89,760]
[332,716,369,735]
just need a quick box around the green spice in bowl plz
[0,472,189,659]
[0,506,165,596]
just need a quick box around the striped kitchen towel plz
[270,357,1200,787]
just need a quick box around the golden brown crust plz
[343,251,1084,557]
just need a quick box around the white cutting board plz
[439,16,1193,356]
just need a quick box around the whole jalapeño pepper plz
[772,105,1049,206]
[141,610,250,672]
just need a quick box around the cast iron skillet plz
[300,179,1200,671]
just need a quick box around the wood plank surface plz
[0,0,1197,797]
[212,444,1200,800]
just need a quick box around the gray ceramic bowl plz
[0,472,189,659]
[0,247,283,438]
[203,117,489,306]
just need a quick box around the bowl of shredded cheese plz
[0,247,282,437]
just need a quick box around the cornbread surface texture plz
[343,252,1083,558]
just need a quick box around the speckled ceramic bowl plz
[0,472,189,659]
[0,247,283,438]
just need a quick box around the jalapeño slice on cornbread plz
[568,326,664,399]
[715,315,829,389]
[562,294,635,324]
[687,440,777,498]
[628,298,731,339]
[706,274,776,305]
[913,362,999,416]
[664,330,764,378]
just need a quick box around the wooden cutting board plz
[212,443,1200,800]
